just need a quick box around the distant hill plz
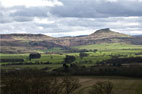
[0,28,142,53]
[133,35,142,37]
[90,28,129,38]
[0,34,53,41]
[56,28,132,46]
[0,34,67,53]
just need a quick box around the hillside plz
[0,34,54,41]
[56,28,132,46]
[0,34,68,53]
[0,28,142,53]
[74,43,142,50]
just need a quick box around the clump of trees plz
[64,55,76,64]
[29,53,41,60]
[63,55,76,72]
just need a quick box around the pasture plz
[74,43,142,50]
[1,43,142,70]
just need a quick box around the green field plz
[1,43,142,70]
[74,43,142,50]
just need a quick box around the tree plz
[29,53,41,60]
[89,81,113,94]
[79,52,89,58]
[64,55,76,64]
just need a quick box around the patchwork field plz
[1,43,142,70]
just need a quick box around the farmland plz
[1,43,142,70]
[74,43,142,50]
[1,43,142,94]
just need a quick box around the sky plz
[0,0,142,37]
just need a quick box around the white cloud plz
[0,0,63,7]
[38,26,44,30]
[107,21,140,27]
[106,0,118,2]
[34,17,55,24]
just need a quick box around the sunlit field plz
[1,43,142,70]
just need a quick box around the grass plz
[74,43,142,50]
[1,43,142,70]
[46,47,64,53]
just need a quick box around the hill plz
[0,34,54,41]
[56,28,132,46]
[0,34,68,53]
[0,28,142,53]
[90,28,129,38]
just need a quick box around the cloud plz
[51,0,142,18]
[0,0,63,7]
[1,0,142,23]
[0,16,142,37]
[34,17,55,24]
[0,0,141,37]
[10,6,50,17]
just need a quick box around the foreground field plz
[76,76,142,94]
[1,71,142,94]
